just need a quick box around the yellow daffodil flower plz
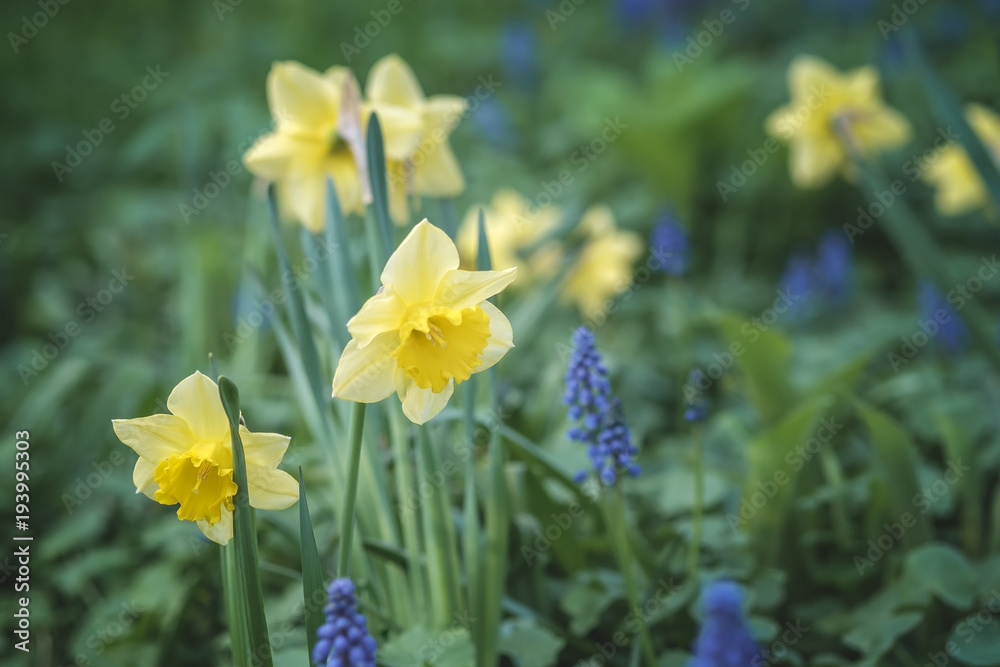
[457,188,563,285]
[243,61,366,233]
[923,104,1000,216]
[112,372,298,544]
[765,55,911,189]
[561,205,642,318]
[364,55,467,225]
[332,220,515,424]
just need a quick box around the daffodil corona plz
[332,220,516,424]
[766,55,911,189]
[923,104,1000,216]
[112,372,298,544]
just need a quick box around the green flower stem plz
[337,401,367,578]
[687,424,704,577]
[388,409,426,621]
[462,378,483,650]
[606,487,656,665]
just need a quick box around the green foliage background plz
[3,0,1000,665]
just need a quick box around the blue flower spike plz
[690,580,761,667]
[564,327,640,486]
[312,578,377,667]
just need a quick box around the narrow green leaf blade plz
[218,376,273,667]
[366,112,395,253]
[298,468,325,663]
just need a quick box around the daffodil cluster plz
[112,372,298,544]
[923,104,1000,216]
[243,55,465,231]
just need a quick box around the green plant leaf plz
[380,625,476,667]
[497,619,565,667]
[219,376,273,667]
[842,611,922,658]
[716,312,796,425]
[297,469,324,663]
[902,542,977,610]
[948,618,1000,665]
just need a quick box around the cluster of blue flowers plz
[778,230,853,321]
[564,327,640,485]
[918,281,967,354]
[690,580,761,667]
[312,578,377,667]
[649,211,690,276]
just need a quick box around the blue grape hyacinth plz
[313,579,377,667]
[564,327,640,485]
[684,369,709,423]
[690,580,761,667]
[649,212,690,276]
[918,281,967,354]
[815,230,852,301]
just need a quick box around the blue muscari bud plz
[778,252,818,321]
[500,21,537,90]
[649,211,690,276]
[564,328,639,485]
[918,281,967,354]
[815,230,851,301]
[690,580,761,667]
[683,370,709,423]
[313,579,377,667]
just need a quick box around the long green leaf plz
[219,376,273,667]
[265,186,330,418]
[366,112,394,254]
[298,469,325,663]
[220,542,249,667]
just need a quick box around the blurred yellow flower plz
[332,220,515,424]
[112,372,298,544]
[243,61,366,233]
[923,104,1000,216]
[457,188,563,285]
[561,205,642,317]
[765,55,911,189]
[364,55,467,225]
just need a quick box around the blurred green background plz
[4,0,1000,665]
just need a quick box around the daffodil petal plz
[347,288,407,348]
[166,371,230,443]
[476,301,513,372]
[788,55,841,102]
[789,135,842,189]
[394,371,453,425]
[381,220,460,303]
[243,131,324,181]
[423,95,467,136]
[197,508,233,545]
[386,159,411,225]
[283,171,328,234]
[332,332,399,403]
[411,141,465,197]
[247,464,299,510]
[435,268,517,310]
[241,427,292,468]
[112,414,193,463]
[366,54,425,110]
[267,61,338,131]
[133,458,158,499]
